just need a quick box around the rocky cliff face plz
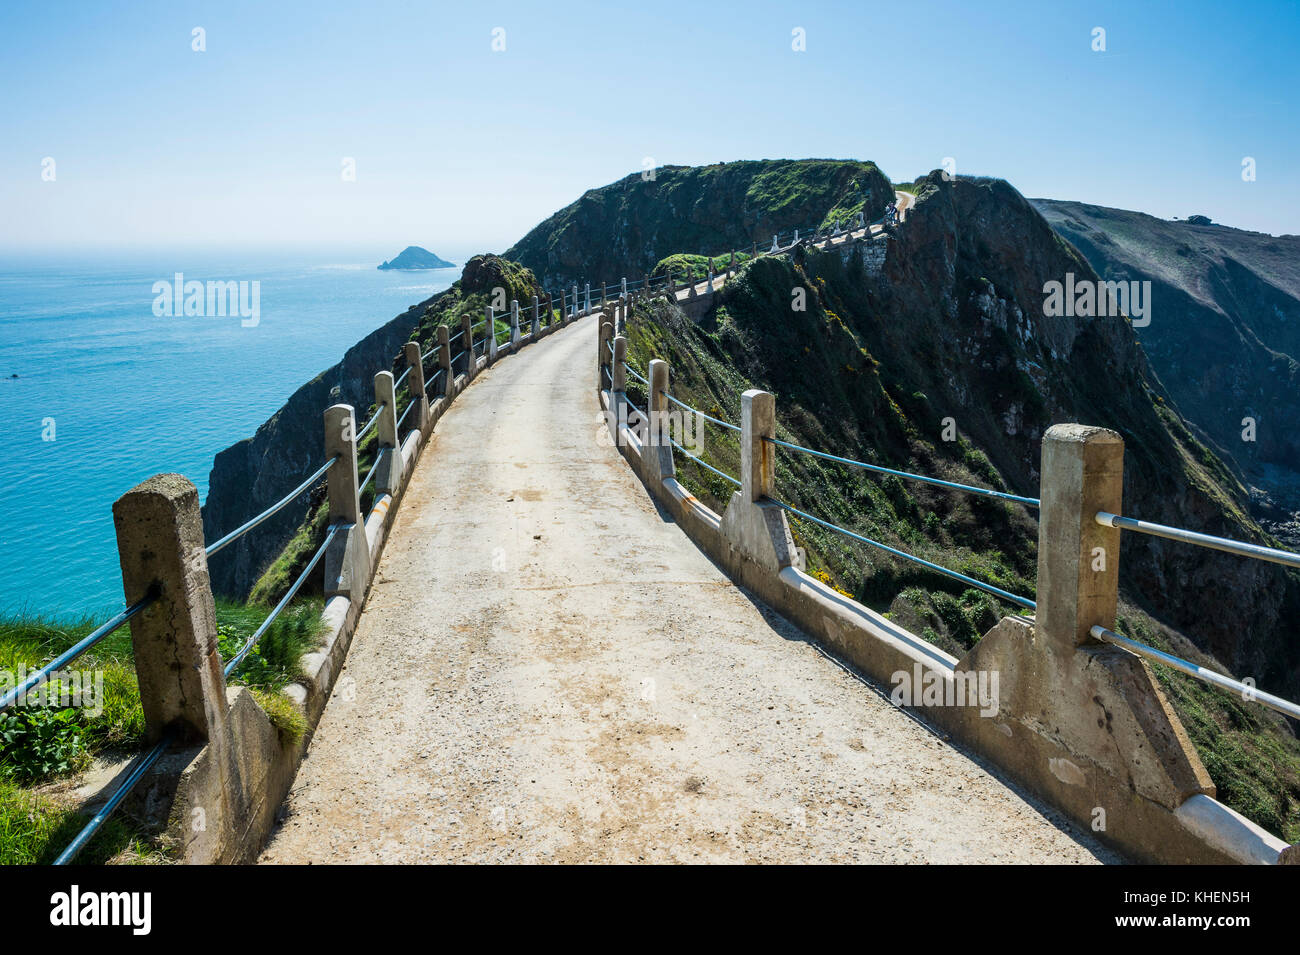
[1032,199,1300,546]
[505,159,894,289]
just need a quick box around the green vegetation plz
[505,159,896,286]
[0,599,324,863]
[744,160,885,230]
[623,240,1300,841]
[652,252,754,281]
[1115,611,1300,842]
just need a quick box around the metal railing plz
[641,368,1037,612]
[1091,510,1300,715]
[222,523,347,678]
[1097,511,1300,569]
[205,456,340,559]
[766,437,1040,507]
[0,593,157,713]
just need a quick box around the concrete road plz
[259,314,1116,864]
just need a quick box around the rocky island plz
[378,246,455,270]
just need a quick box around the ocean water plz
[0,247,460,618]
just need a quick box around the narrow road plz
[259,315,1116,864]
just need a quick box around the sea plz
[0,245,469,618]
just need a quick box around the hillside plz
[505,159,894,287]
[1032,199,1300,547]
[616,171,1300,837]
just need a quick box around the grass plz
[653,252,755,281]
[0,598,325,862]
[0,778,161,865]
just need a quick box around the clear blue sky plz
[1,0,1296,253]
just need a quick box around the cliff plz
[504,159,894,288]
[1031,199,1300,547]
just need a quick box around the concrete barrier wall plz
[597,376,1296,866]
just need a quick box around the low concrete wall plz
[598,386,1294,865]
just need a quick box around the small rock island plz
[378,246,455,270]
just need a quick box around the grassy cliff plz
[618,175,1300,840]
[506,159,894,288]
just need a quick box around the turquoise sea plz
[0,246,465,617]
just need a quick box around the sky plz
[1,0,1296,254]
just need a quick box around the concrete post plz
[1036,424,1124,652]
[461,314,475,381]
[402,341,430,433]
[437,325,453,398]
[688,268,698,299]
[546,293,555,329]
[794,229,800,244]
[532,295,541,337]
[771,234,779,252]
[373,370,404,495]
[707,270,715,293]
[585,282,591,314]
[644,358,674,483]
[510,299,521,346]
[729,252,736,275]
[572,285,579,318]
[740,389,776,502]
[612,335,627,393]
[621,277,627,300]
[112,474,227,744]
[487,306,498,363]
[718,389,801,572]
[323,404,372,604]
[597,320,613,390]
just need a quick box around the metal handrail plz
[360,447,386,492]
[766,436,1039,507]
[1096,512,1300,569]
[223,523,346,678]
[669,437,741,488]
[1091,625,1300,720]
[623,362,649,386]
[206,456,339,558]
[0,592,157,712]
[770,497,1036,610]
[54,729,177,865]
[397,396,416,430]
[662,393,741,433]
[355,401,386,441]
